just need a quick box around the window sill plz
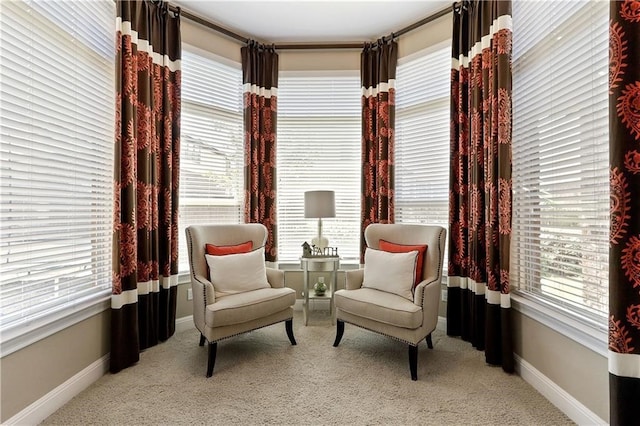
[0,296,111,358]
[510,291,608,358]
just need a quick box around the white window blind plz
[511,0,609,321]
[179,46,244,272]
[395,42,451,263]
[0,0,115,351]
[277,73,361,262]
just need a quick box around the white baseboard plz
[514,354,607,425]
[6,354,110,426]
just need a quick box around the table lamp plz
[304,190,335,250]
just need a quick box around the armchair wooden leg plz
[426,333,433,349]
[333,320,345,347]
[199,333,205,347]
[206,342,217,378]
[409,345,418,381]
[285,319,297,345]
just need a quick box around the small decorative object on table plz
[301,241,312,257]
[302,242,339,258]
[313,277,327,296]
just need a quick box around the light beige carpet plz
[42,311,573,425]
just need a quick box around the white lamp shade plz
[304,190,335,218]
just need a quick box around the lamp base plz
[311,236,329,250]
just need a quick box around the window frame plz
[276,70,362,264]
[177,44,245,275]
[395,40,452,274]
[510,0,609,354]
[0,0,115,357]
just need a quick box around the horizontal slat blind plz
[277,74,361,262]
[511,0,609,320]
[395,43,451,264]
[179,47,244,272]
[0,0,115,341]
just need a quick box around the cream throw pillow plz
[362,247,418,301]
[205,247,270,297]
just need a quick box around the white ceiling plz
[172,1,451,43]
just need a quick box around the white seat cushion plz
[334,288,422,329]
[206,287,296,327]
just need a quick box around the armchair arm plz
[413,278,440,307]
[192,273,215,305]
[414,278,441,331]
[345,269,364,290]
[190,273,215,333]
[266,267,285,288]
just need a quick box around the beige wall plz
[512,311,609,421]
[399,13,452,59]
[182,19,241,63]
[0,310,110,422]
[2,10,608,424]
[176,281,194,319]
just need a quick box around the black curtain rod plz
[166,2,453,50]
[166,4,249,43]
[396,4,453,36]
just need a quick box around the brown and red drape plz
[361,40,397,262]
[111,0,181,373]
[609,1,640,423]
[242,42,278,261]
[447,0,514,373]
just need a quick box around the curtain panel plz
[111,0,181,374]
[609,1,640,423]
[447,0,514,373]
[360,40,398,262]
[242,42,279,261]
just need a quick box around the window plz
[511,0,609,324]
[179,46,244,273]
[277,72,361,262]
[0,0,115,353]
[395,41,451,266]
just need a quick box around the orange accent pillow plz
[205,241,253,256]
[378,240,428,287]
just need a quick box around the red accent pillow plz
[378,240,428,287]
[205,241,253,256]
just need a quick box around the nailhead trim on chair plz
[417,227,446,308]
[201,316,295,344]
[338,319,420,346]
[186,227,295,346]
[186,227,210,321]
[339,227,446,347]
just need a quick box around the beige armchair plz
[333,223,446,380]
[185,224,296,377]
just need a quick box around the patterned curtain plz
[360,40,398,262]
[111,0,181,374]
[242,42,278,262]
[609,1,640,423]
[447,0,514,373]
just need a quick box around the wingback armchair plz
[185,224,296,377]
[333,223,446,380]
